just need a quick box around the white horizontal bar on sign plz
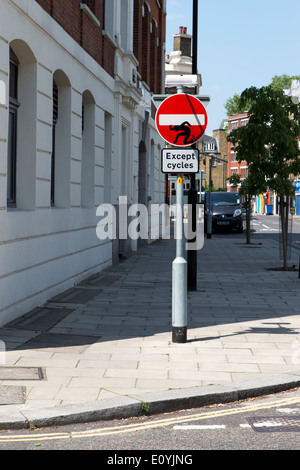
[159,114,206,126]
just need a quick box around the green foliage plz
[224,93,252,115]
[270,74,300,92]
[203,183,226,193]
[225,74,300,116]
[226,173,241,186]
[141,401,151,415]
[238,172,265,197]
[226,79,300,259]
[227,85,300,197]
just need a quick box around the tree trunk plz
[246,195,251,244]
[285,196,289,269]
[285,196,289,246]
[280,196,288,271]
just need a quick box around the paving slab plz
[1,219,300,428]
[0,385,26,405]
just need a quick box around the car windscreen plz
[209,193,240,206]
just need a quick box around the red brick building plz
[134,0,166,95]
[35,0,166,94]
[35,1,114,75]
[227,112,249,191]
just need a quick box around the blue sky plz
[165,0,300,134]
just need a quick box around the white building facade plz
[0,0,166,327]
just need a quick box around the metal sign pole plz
[172,173,187,343]
[155,83,207,345]
[187,0,199,292]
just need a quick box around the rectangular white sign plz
[161,148,199,173]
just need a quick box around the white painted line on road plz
[240,424,251,428]
[173,425,226,430]
[276,408,300,414]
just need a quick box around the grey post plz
[172,173,187,343]
[207,157,213,239]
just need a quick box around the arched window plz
[51,80,58,205]
[104,112,112,204]
[51,70,71,207]
[149,139,155,202]
[7,47,19,205]
[81,90,95,207]
[8,41,37,209]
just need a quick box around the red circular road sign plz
[155,94,208,147]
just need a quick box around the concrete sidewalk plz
[1,222,300,429]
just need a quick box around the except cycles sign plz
[155,94,208,147]
[161,148,199,173]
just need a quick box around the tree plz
[270,74,300,92]
[225,75,300,115]
[227,85,300,269]
[238,173,266,245]
[227,173,241,189]
[224,93,252,115]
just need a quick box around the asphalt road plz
[0,388,299,451]
[215,213,300,256]
[248,213,300,242]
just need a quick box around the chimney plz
[173,26,192,57]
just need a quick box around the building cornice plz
[115,79,142,111]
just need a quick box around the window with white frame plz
[103,0,114,39]
[240,167,248,179]
[120,0,129,50]
[204,142,216,152]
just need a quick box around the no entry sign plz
[155,94,208,147]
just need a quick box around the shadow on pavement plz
[1,222,300,353]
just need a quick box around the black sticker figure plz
[169,121,192,145]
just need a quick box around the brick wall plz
[35,0,52,14]
[141,2,151,86]
[35,0,166,91]
[212,129,228,190]
[133,0,166,94]
[133,0,143,72]
[227,113,249,183]
[35,0,114,77]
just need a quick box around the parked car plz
[204,191,243,233]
